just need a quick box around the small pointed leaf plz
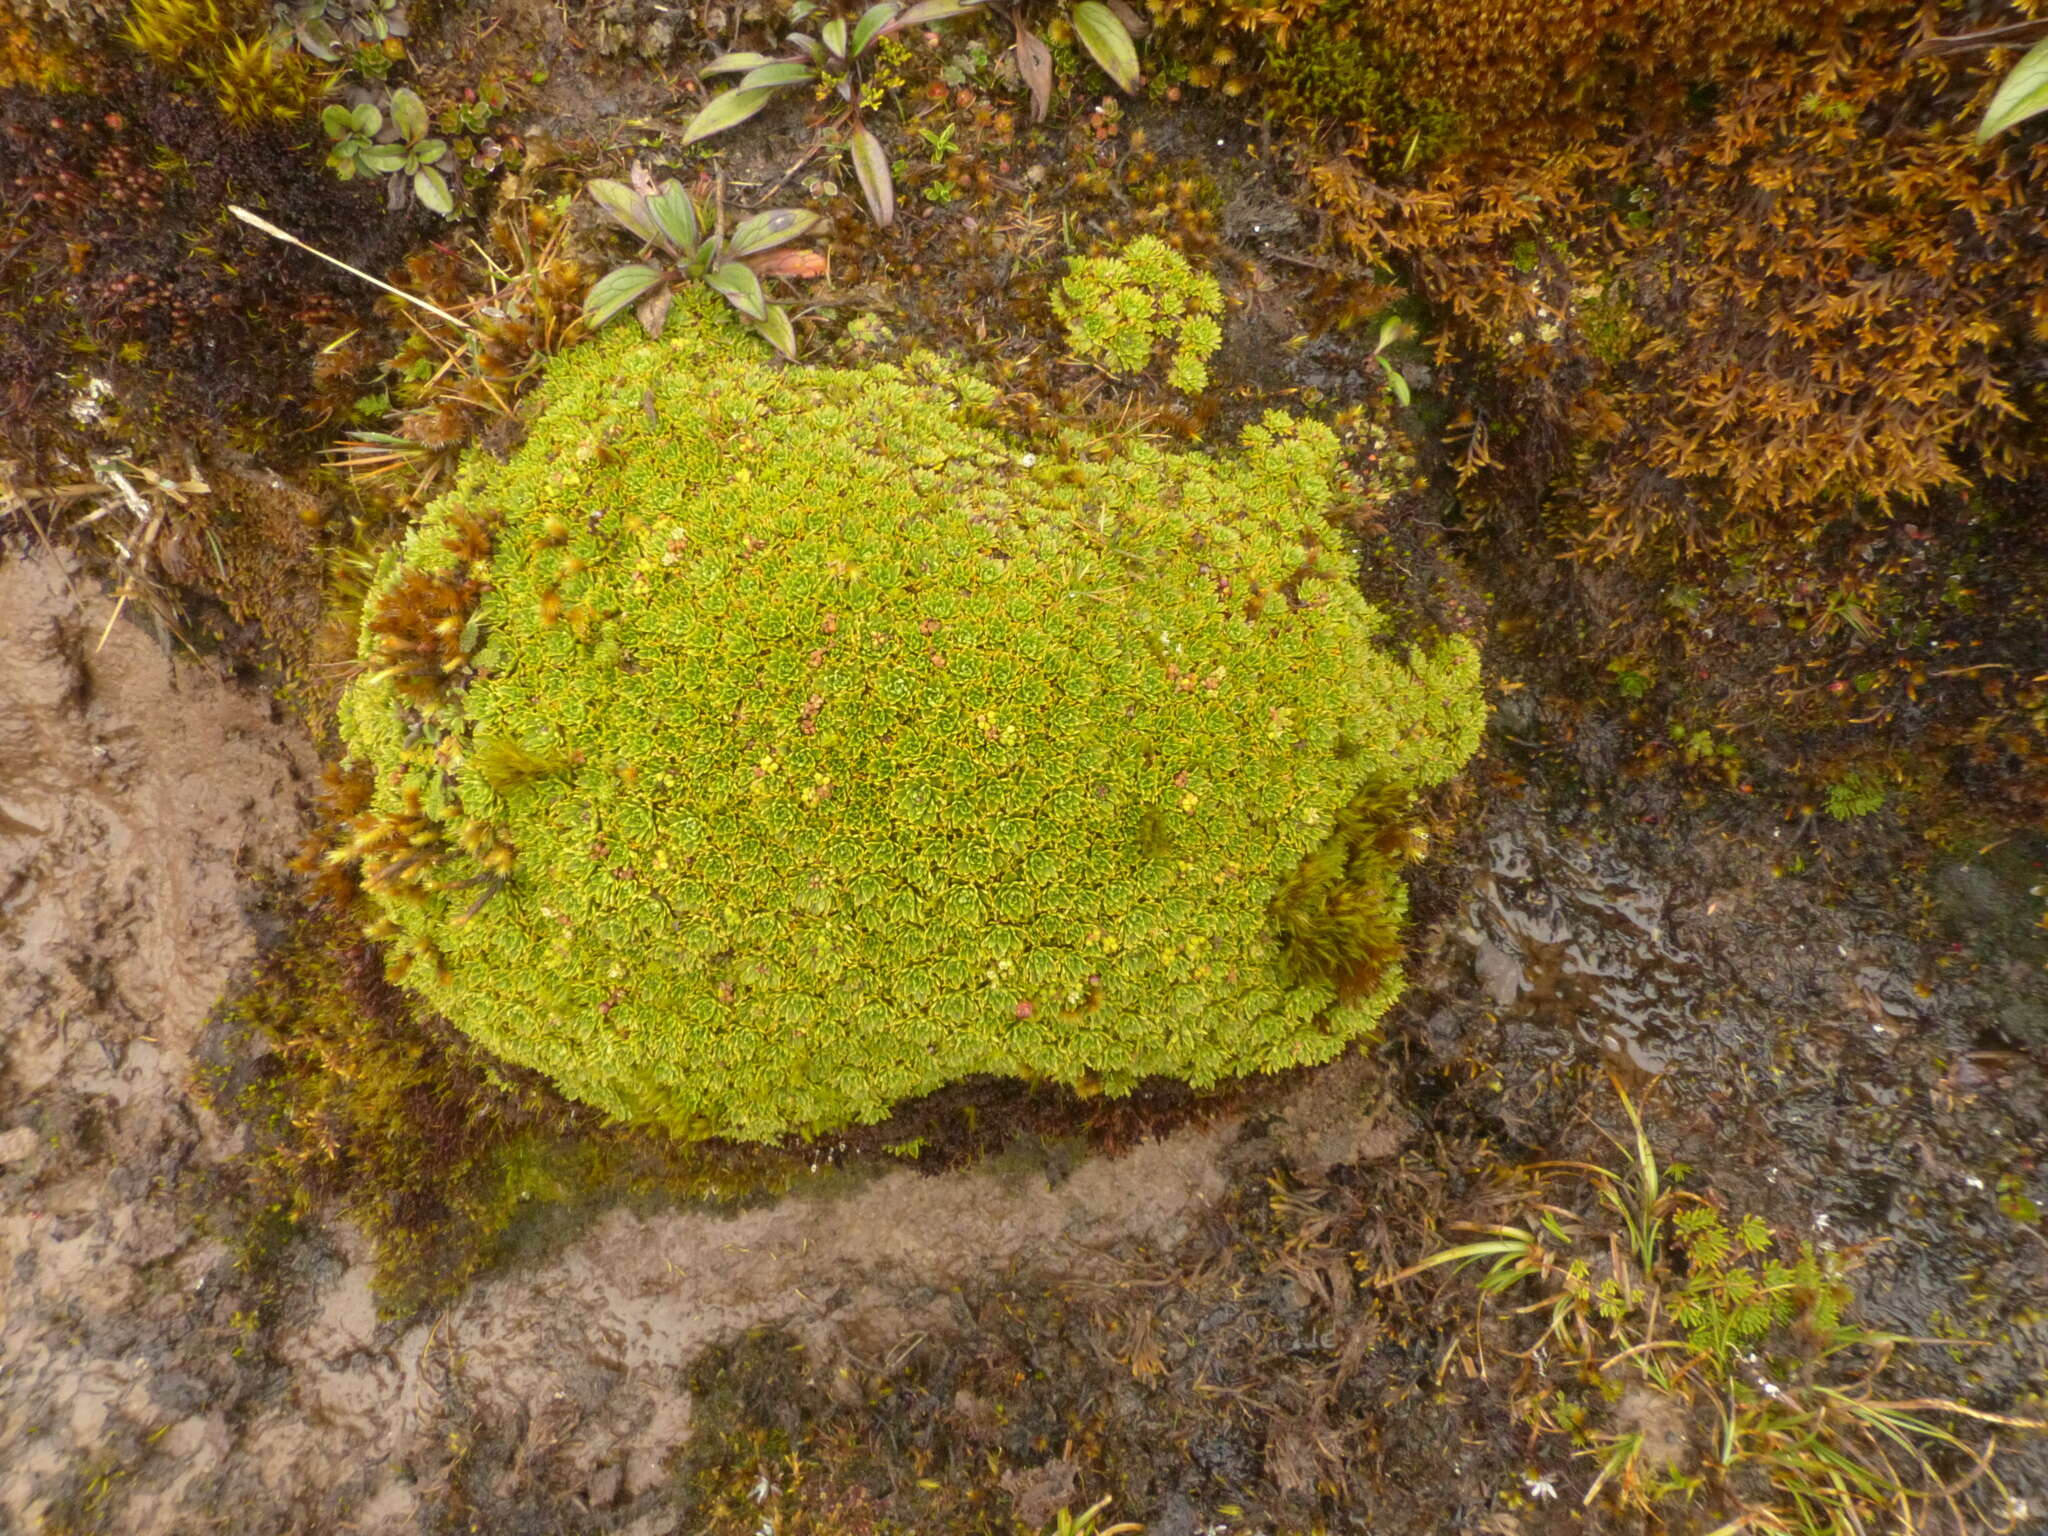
[728,206,825,257]
[700,50,773,75]
[822,16,848,57]
[849,121,894,226]
[1072,1,1140,93]
[894,0,985,26]
[737,60,817,90]
[584,264,666,328]
[1978,37,2048,141]
[851,0,897,56]
[785,31,826,63]
[680,86,778,144]
[588,178,661,244]
[647,182,702,254]
[706,260,768,321]
[753,304,798,360]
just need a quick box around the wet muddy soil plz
[4,540,2042,1534]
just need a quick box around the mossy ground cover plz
[338,289,1484,1141]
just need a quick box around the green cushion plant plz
[1053,235,1224,394]
[336,286,1484,1142]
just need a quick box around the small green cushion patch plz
[337,287,1485,1142]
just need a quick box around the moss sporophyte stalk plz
[335,287,1485,1141]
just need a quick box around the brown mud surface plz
[5,541,2043,1534]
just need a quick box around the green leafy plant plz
[1043,1498,1142,1536]
[271,0,407,62]
[579,173,824,358]
[335,286,1486,1142]
[1052,235,1223,393]
[682,0,1143,222]
[1822,770,1885,821]
[682,0,981,225]
[1385,1090,2047,1533]
[1372,314,1415,406]
[321,100,389,179]
[322,87,454,214]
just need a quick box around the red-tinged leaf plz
[728,207,826,258]
[700,50,774,75]
[584,264,665,328]
[680,86,778,145]
[753,304,798,360]
[849,121,894,226]
[587,178,660,243]
[707,260,768,321]
[745,248,828,279]
[1013,15,1052,122]
[1072,0,1140,92]
[1102,0,1147,39]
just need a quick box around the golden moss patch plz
[338,289,1484,1141]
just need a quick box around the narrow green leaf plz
[647,182,702,255]
[753,303,798,360]
[584,264,665,328]
[587,178,661,244]
[1978,37,2048,141]
[728,207,825,258]
[849,121,894,227]
[700,50,773,75]
[680,86,778,145]
[851,0,897,57]
[893,0,984,26]
[706,260,768,321]
[1380,357,1411,407]
[1071,1,1140,93]
[414,164,455,216]
[389,85,429,143]
[737,60,816,90]
[822,16,848,57]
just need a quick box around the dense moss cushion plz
[339,291,1485,1140]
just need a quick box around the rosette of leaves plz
[321,87,455,215]
[1053,235,1222,393]
[272,0,406,62]
[336,286,1486,1142]
[580,175,824,358]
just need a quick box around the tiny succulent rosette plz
[322,86,454,214]
[1054,235,1224,394]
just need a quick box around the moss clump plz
[337,287,1484,1142]
[1052,235,1224,394]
